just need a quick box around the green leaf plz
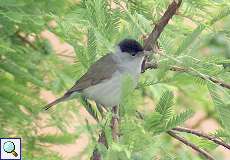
[0,59,45,88]
[215,129,230,143]
[175,7,230,55]
[105,143,131,160]
[208,83,230,132]
[120,74,137,116]
[3,11,24,23]
[166,109,194,130]
[175,24,206,55]
[145,112,166,134]
[87,28,97,63]
[155,91,174,121]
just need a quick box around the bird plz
[43,39,149,110]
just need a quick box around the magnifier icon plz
[3,141,18,157]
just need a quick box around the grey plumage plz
[43,39,145,110]
[43,54,118,110]
[66,54,118,94]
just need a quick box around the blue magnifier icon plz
[3,141,18,157]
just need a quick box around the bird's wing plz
[65,53,118,95]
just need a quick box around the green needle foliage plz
[1,0,230,160]
[145,91,194,135]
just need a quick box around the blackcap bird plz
[43,39,148,110]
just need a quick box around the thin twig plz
[143,62,187,72]
[136,111,230,159]
[167,130,215,160]
[208,77,230,90]
[173,127,230,150]
[143,62,230,89]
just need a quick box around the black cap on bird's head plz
[118,39,144,56]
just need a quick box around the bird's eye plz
[131,53,135,56]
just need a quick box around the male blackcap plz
[43,39,148,110]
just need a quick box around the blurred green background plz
[0,0,230,159]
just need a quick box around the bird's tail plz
[43,94,70,111]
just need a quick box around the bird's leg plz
[111,105,119,141]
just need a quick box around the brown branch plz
[173,127,230,150]
[208,77,230,90]
[167,130,215,160]
[143,0,182,51]
[141,0,182,72]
